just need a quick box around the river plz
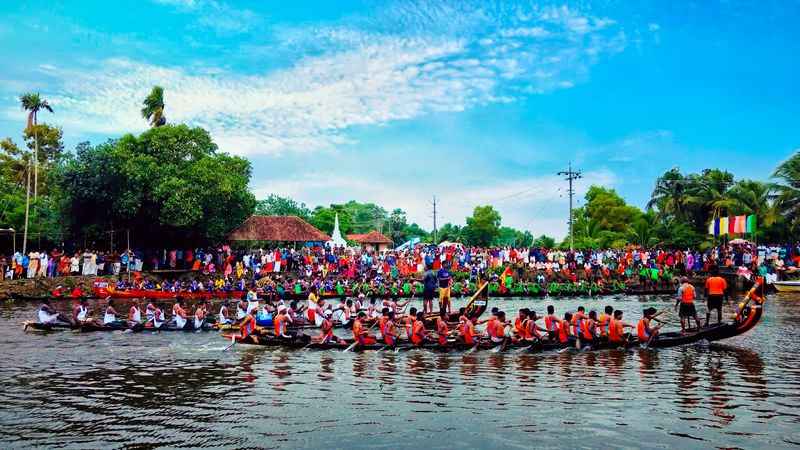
[0,294,797,449]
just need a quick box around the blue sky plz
[1,0,798,238]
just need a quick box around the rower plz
[525,310,548,343]
[103,298,124,327]
[487,311,508,345]
[608,310,633,346]
[236,298,248,321]
[352,311,377,346]
[377,307,390,340]
[404,307,418,339]
[544,305,560,340]
[218,301,233,325]
[383,311,399,348]
[312,309,339,344]
[152,304,165,329]
[173,298,188,330]
[435,310,449,347]
[514,309,527,337]
[246,289,259,314]
[194,303,207,329]
[558,312,575,345]
[637,307,661,344]
[128,300,142,326]
[457,316,477,346]
[410,311,427,347]
[37,298,67,325]
[579,310,598,347]
[572,306,587,337]
[73,298,102,327]
[675,277,701,332]
[597,305,614,338]
[274,305,292,339]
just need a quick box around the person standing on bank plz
[422,265,437,314]
[704,267,728,326]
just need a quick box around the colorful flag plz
[708,220,715,236]
[735,215,746,233]
[719,217,728,235]
[714,218,720,236]
[746,215,757,233]
[728,216,736,234]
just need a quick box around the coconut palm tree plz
[773,150,800,228]
[141,86,166,127]
[728,180,780,226]
[647,168,691,221]
[19,92,53,201]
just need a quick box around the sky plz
[0,0,798,239]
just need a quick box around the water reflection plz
[0,295,796,450]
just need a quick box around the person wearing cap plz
[637,307,662,343]
[675,277,701,332]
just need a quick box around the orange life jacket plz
[461,321,475,345]
[681,284,696,304]
[436,319,448,346]
[558,321,570,343]
[609,318,623,343]
[637,318,650,341]
[580,319,595,340]
[411,320,425,346]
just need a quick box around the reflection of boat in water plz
[772,281,800,293]
[225,298,765,353]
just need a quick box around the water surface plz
[1,295,797,449]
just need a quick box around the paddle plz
[223,334,236,352]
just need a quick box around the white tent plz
[328,213,348,247]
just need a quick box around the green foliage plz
[255,194,311,219]
[494,226,533,246]
[310,201,388,235]
[532,234,556,248]
[59,124,255,245]
[141,86,166,127]
[774,150,800,236]
[463,205,501,246]
[436,223,462,243]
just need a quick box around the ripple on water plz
[1,295,800,448]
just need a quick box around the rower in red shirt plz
[274,306,292,338]
[579,310,599,347]
[312,309,338,344]
[457,316,477,346]
[383,311,399,348]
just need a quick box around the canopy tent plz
[327,213,348,247]
[227,216,330,242]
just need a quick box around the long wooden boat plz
[22,320,217,333]
[772,281,800,293]
[92,279,246,300]
[224,298,765,353]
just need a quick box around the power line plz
[558,162,582,251]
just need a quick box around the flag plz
[746,215,757,233]
[735,215,747,233]
[708,220,715,236]
[728,216,736,234]
[720,217,728,235]
[714,218,720,236]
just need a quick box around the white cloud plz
[8,3,626,157]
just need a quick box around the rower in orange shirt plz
[410,311,427,346]
[435,311,449,347]
[608,310,633,346]
[457,316,477,346]
[352,311,377,346]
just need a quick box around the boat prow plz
[772,281,800,293]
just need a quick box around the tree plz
[310,205,352,235]
[386,208,408,245]
[19,92,53,200]
[463,205,501,246]
[141,86,166,127]
[255,194,311,219]
[532,234,556,248]
[774,150,800,232]
[648,168,690,221]
[436,223,462,243]
[60,124,255,246]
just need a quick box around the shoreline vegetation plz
[0,88,798,252]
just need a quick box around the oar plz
[223,334,236,352]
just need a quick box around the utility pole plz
[558,162,582,251]
[431,196,438,244]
